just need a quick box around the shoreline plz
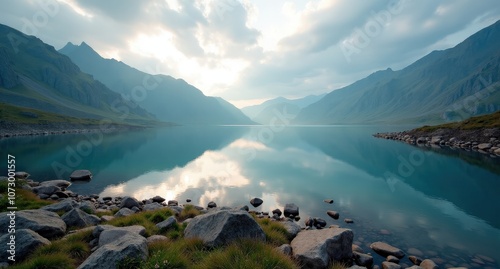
[374,127,500,158]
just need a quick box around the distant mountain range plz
[59,42,254,125]
[241,94,325,124]
[0,24,154,125]
[295,20,500,125]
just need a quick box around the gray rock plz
[344,218,354,223]
[184,210,265,247]
[100,215,114,222]
[354,251,373,267]
[156,216,177,231]
[420,259,439,269]
[70,170,92,181]
[305,217,314,227]
[382,261,401,269]
[386,255,399,263]
[92,225,146,238]
[14,171,30,179]
[478,143,492,150]
[327,210,340,220]
[291,228,353,268]
[39,180,71,189]
[284,203,299,217]
[409,255,423,265]
[281,219,301,240]
[54,191,69,198]
[272,208,282,217]
[143,202,163,211]
[61,208,100,228]
[324,199,334,204]
[147,235,169,244]
[370,242,405,259]
[236,205,249,211]
[41,199,78,213]
[120,196,141,209]
[406,266,423,269]
[275,244,292,256]
[114,208,135,217]
[250,197,263,207]
[0,210,66,239]
[352,244,363,253]
[207,201,217,208]
[0,229,50,262]
[77,231,148,269]
[131,206,141,213]
[314,218,327,228]
[167,200,178,206]
[33,185,61,196]
[151,196,165,203]
[79,200,97,214]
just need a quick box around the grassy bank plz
[416,110,500,132]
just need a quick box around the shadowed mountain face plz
[295,20,500,125]
[59,42,254,125]
[0,24,154,124]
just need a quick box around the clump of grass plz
[141,239,205,269]
[178,204,201,221]
[193,239,298,269]
[256,218,289,247]
[0,185,53,212]
[107,208,174,236]
[10,253,75,269]
[94,210,113,217]
[328,261,349,269]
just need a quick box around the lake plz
[1,125,499,268]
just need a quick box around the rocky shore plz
[1,173,498,269]
[0,120,145,139]
[374,127,500,158]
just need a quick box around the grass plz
[178,204,202,221]
[105,208,175,237]
[416,110,500,132]
[255,218,289,247]
[0,180,54,212]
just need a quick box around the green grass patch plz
[106,208,174,236]
[0,181,54,212]
[178,204,202,221]
[416,110,500,132]
[256,218,289,247]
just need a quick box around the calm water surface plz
[2,126,499,267]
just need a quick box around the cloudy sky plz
[1,0,499,107]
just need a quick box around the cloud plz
[0,0,499,105]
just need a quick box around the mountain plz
[295,20,500,125]
[0,24,155,125]
[60,42,254,125]
[241,94,325,124]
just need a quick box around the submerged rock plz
[284,203,299,217]
[370,242,405,259]
[70,170,92,181]
[327,210,340,220]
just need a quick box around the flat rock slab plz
[39,180,71,189]
[291,228,353,269]
[61,208,100,228]
[184,209,265,247]
[70,170,92,181]
[370,242,405,259]
[0,210,66,239]
[41,199,77,213]
[92,225,146,238]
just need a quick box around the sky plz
[1,0,499,108]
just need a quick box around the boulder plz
[70,170,92,181]
[281,219,301,240]
[41,199,77,213]
[92,225,146,238]
[184,210,265,247]
[156,216,177,231]
[79,200,97,214]
[272,208,282,217]
[207,201,217,208]
[420,259,439,269]
[0,210,66,239]
[119,196,141,209]
[61,208,100,228]
[0,229,50,262]
[143,202,163,211]
[151,196,165,203]
[250,197,263,207]
[327,211,340,220]
[77,231,148,269]
[275,244,292,256]
[147,235,169,244]
[284,203,299,218]
[39,180,71,189]
[14,171,30,179]
[370,242,405,258]
[33,185,61,196]
[382,261,401,269]
[114,208,135,217]
[354,251,373,267]
[291,228,353,268]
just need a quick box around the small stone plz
[250,198,263,207]
[409,255,423,265]
[284,203,299,217]
[167,200,178,206]
[186,199,192,203]
[386,255,400,263]
[156,216,177,231]
[354,251,374,267]
[275,244,292,256]
[327,210,340,220]
[272,208,282,217]
[70,170,92,181]
[382,261,401,269]
[147,235,169,244]
[207,201,217,208]
[370,242,405,259]
[324,199,334,204]
[151,196,165,203]
[407,248,424,256]
[314,218,327,228]
[420,259,439,269]
[344,218,354,223]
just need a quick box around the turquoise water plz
[1,125,499,267]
